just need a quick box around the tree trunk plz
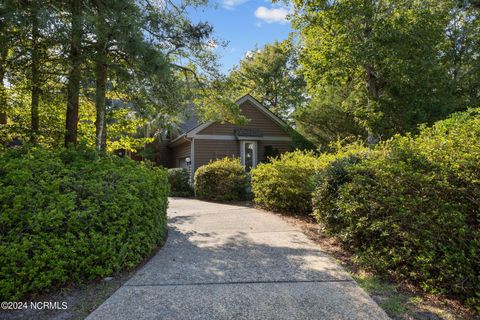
[0,46,7,125]
[65,0,82,147]
[365,64,379,101]
[94,7,108,152]
[0,15,9,126]
[363,0,380,143]
[30,8,40,143]
[95,45,107,151]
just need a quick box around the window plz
[263,145,279,162]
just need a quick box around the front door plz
[240,140,257,172]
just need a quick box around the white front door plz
[240,140,257,172]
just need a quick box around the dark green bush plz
[0,146,169,300]
[312,154,362,230]
[194,157,248,201]
[167,168,193,197]
[313,109,480,309]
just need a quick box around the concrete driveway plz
[87,198,389,320]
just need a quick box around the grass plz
[352,272,408,315]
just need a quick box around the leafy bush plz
[251,151,332,214]
[194,157,248,201]
[167,168,193,197]
[312,154,363,231]
[313,109,480,308]
[0,146,169,300]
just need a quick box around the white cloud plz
[222,0,247,10]
[254,6,288,24]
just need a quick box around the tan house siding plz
[197,100,289,137]
[171,140,191,167]
[194,139,240,171]
[155,140,171,167]
[193,139,292,171]
[258,140,292,162]
[164,96,301,177]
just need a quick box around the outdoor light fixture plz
[186,157,191,165]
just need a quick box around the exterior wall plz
[197,100,289,137]
[129,140,171,167]
[170,139,191,168]
[169,97,296,176]
[257,140,292,162]
[193,139,240,171]
[193,139,293,172]
[154,140,171,167]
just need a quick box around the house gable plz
[191,96,290,138]
[166,95,296,178]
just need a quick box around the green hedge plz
[250,147,365,214]
[251,151,323,214]
[167,168,193,197]
[0,146,169,300]
[313,109,480,309]
[194,157,248,201]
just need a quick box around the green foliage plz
[352,273,409,317]
[251,144,367,214]
[286,127,317,151]
[313,109,480,308]
[293,88,367,148]
[0,0,227,151]
[312,154,363,231]
[167,168,193,197]
[225,39,307,121]
[251,151,331,214]
[292,0,479,141]
[194,157,248,201]
[0,146,169,300]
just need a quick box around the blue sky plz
[188,0,293,74]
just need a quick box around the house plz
[157,94,295,178]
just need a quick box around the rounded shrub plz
[313,109,480,308]
[0,146,169,300]
[194,157,248,201]
[312,154,362,231]
[251,150,333,214]
[167,168,193,197]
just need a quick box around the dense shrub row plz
[0,146,169,300]
[251,151,327,214]
[194,157,248,201]
[251,147,364,214]
[167,168,193,197]
[315,110,479,308]
[249,109,479,309]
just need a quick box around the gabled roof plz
[177,104,200,133]
[170,94,289,145]
[236,94,289,130]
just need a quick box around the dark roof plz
[178,114,199,133]
[177,104,200,133]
